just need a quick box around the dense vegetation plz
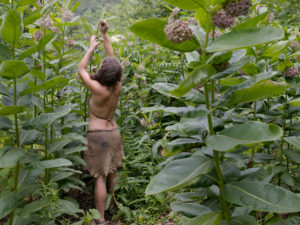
[0,0,299,224]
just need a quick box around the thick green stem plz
[204,83,231,225]
[254,101,257,120]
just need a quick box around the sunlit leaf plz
[206,27,284,52]
[262,41,289,58]
[145,154,213,195]
[233,12,269,31]
[206,122,283,152]
[130,19,200,52]
[0,106,27,116]
[0,10,23,45]
[0,60,29,79]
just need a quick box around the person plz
[78,20,123,225]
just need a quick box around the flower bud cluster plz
[223,0,252,17]
[49,26,60,33]
[290,41,300,50]
[38,15,53,29]
[209,30,222,39]
[33,30,43,42]
[164,20,193,44]
[212,9,235,29]
[62,9,73,22]
[285,67,299,78]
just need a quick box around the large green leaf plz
[206,27,284,52]
[24,12,43,26]
[0,191,17,218]
[265,216,300,225]
[231,215,259,225]
[165,138,203,156]
[0,10,23,45]
[164,0,209,10]
[170,64,216,97]
[225,80,289,106]
[0,43,12,60]
[141,106,208,118]
[223,180,300,213]
[145,154,213,195]
[20,129,40,145]
[262,41,289,58]
[17,197,50,218]
[185,211,221,225]
[20,76,69,96]
[290,98,300,107]
[284,150,300,164]
[0,116,12,130]
[0,106,27,116]
[0,147,25,168]
[284,136,300,150]
[195,8,212,32]
[152,82,205,103]
[130,19,199,52]
[0,60,29,79]
[233,12,269,31]
[34,158,72,169]
[171,202,212,217]
[206,122,283,152]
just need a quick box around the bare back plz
[88,82,122,130]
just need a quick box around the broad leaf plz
[152,82,205,104]
[170,64,216,97]
[0,60,29,79]
[24,12,43,26]
[130,19,199,52]
[206,122,283,152]
[284,150,300,164]
[0,116,12,130]
[145,154,213,195]
[265,216,300,225]
[262,41,289,58]
[171,202,212,217]
[0,147,25,168]
[185,211,222,225]
[34,158,72,169]
[233,12,269,31]
[0,191,17,218]
[20,76,69,96]
[231,215,259,225]
[141,106,208,118]
[0,106,27,116]
[225,80,289,106]
[165,138,203,156]
[290,98,300,106]
[206,27,284,52]
[284,136,300,149]
[17,197,50,218]
[164,0,209,10]
[0,10,23,45]
[223,180,300,213]
[195,8,212,32]
[20,129,40,145]
[0,43,12,60]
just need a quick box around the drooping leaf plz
[20,76,69,96]
[171,202,212,218]
[0,43,12,60]
[206,122,283,152]
[152,83,205,103]
[34,158,72,169]
[206,27,284,52]
[0,60,29,79]
[24,12,43,26]
[185,211,222,225]
[164,0,209,10]
[0,10,23,45]
[170,64,216,97]
[284,136,300,150]
[145,154,213,195]
[223,180,300,213]
[130,19,200,52]
[0,191,17,219]
[0,106,27,116]
[233,12,269,31]
[0,147,25,168]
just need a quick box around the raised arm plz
[99,20,114,57]
[78,35,104,93]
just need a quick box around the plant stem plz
[254,101,257,120]
[204,83,230,225]
[280,93,287,167]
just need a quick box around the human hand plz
[99,19,108,34]
[89,35,100,50]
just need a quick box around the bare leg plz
[108,171,119,194]
[94,175,107,222]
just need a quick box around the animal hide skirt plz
[84,128,124,178]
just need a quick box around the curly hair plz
[91,57,122,87]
